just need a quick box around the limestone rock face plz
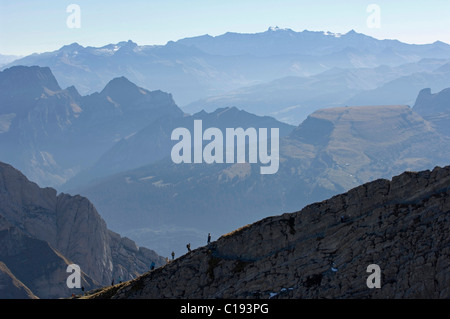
[0,161,166,298]
[91,165,450,299]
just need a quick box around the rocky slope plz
[88,165,450,299]
[0,161,165,298]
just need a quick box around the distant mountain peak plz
[432,40,450,47]
[117,40,138,48]
[119,39,137,45]
[0,65,61,99]
[60,42,84,52]
[266,26,295,33]
[413,86,450,116]
[101,76,138,94]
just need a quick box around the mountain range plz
[4,28,450,113]
[2,64,450,259]
[0,65,183,188]
[184,59,450,124]
[2,29,450,299]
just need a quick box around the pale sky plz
[1,0,450,56]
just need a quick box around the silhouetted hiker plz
[187,243,191,252]
[81,286,85,295]
[150,261,155,270]
[119,276,122,283]
[111,279,114,286]
[171,251,175,260]
[207,233,211,245]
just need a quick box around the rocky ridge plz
[89,165,450,299]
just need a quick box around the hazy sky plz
[1,0,450,56]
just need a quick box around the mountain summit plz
[0,66,61,114]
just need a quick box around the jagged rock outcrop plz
[0,161,166,298]
[89,165,450,299]
[413,87,450,137]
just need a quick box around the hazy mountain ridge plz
[0,66,183,188]
[177,28,450,57]
[184,59,450,124]
[5,28,450,107]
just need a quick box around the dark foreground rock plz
[0,161,166,298]
[89,165,450,299]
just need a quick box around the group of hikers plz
[70,233,213,298]
[168,232,212,263]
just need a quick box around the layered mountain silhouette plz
[185,59,450,124]
[87,165,450,299]
[0,65,294,189]
[74,104,450,257]
[0,66,183,187]
[3,64,450,260]
[4,29,450,108]
[0,161,165,299]
[2,30,450,300]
